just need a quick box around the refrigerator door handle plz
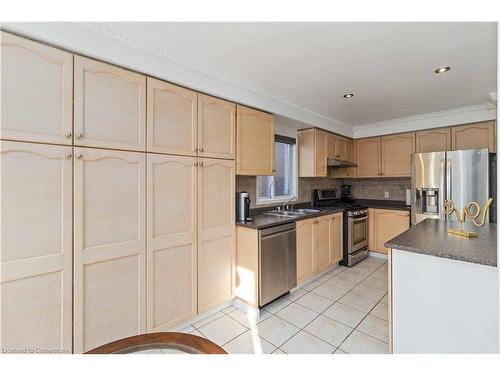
[445,157,451,220]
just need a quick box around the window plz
[256,135,296,204]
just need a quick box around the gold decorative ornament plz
[443,198,493,238]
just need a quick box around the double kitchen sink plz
[263,208,321,217]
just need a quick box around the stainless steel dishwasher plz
[259,222,297,307]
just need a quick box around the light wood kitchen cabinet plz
[146,78,197,156]
[297,213,344,283]
[327,134,337,160]
[329,138,355,178]
[198,94,236,160]
[451,121,496,152]
[146,154,197,332]
[0,31,73,145]
[330,212,344,264]
[74,55,146,152]
[236,105,274,175]
[73,147,146,353]
[0,141,73,353]
[415,128,451,152]
[296,218,315,283]
[314,215,331,272]
[355,137,381,177]
[298,128,327,177]
[381,133,415,177]
[372,209,409,254]
[368,208,376,251]
[197,158,235,312]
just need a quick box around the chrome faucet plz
[280,196,297,211]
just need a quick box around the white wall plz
[353,104,497,138]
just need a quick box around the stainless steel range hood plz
[327,158,357,168]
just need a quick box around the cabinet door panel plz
[381,133,415,177]
[314,216,330,272]
[296,218,315,283]
[415,128,451,152]
[197,158,235,312]
[74,147,146,353]
[198,94,235,159]
[356,137,381,177]
[236,105,274,175]
[327,135,336,160]
[147,78,197,156]
[1,31,73,145]
[74,56,146,151]
[374,209,409,254]
[146,154,197,331]
[451,121,496,152]
[330,213,344,264]
[1,141,72,353]
[315,131,327,177]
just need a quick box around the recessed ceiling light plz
[343,93,354,98]
[435,66,451,74]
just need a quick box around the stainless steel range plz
[313,189,369,266]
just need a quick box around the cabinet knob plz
[64,153,72,159]
[194,147,198,152]
[199,161,204,166]
[75,153,83,159]
[75,133,83,140]
[194,162,198,166]
[199,147,204,152]
[64,132,72,139]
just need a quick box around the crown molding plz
[353,103,497,138]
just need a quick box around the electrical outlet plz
[384,191,390,199]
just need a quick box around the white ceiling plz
[3,22,497,136]
[107,22,497,126]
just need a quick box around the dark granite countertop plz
[385,219,497,267]
[356,199,410,211]
[236,207,344,230]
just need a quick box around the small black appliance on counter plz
[236,192,252,222]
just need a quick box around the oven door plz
[348,216,368,253]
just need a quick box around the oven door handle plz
[349,216,368,223]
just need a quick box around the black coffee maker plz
[236,192,252,222]
[340,184,353,203]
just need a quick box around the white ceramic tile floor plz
[172,256,389,354]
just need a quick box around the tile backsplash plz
[343,177,411,201]
[236,175,410,208]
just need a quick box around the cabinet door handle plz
[64,153,72,159]
[64,132,72,139]
[199,161,204,166]
[194,162,198,166]
[194,147,198,152]
[75,133,83,140]
[75,153,83,159]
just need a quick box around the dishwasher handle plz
[260,222,296,237]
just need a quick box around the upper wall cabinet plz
[355,137,381,178]
[298,128,328,177]
[381,133,415,177]
[415,128,451,153]
[147,78,197,156]
[74,56,146,152]
[198,94,236,160]
[236,105,274,175]
[451,121,496,153]
[0,31,73,145]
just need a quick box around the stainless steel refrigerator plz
[411,148,490,225]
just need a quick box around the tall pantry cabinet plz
[1,31,236,353]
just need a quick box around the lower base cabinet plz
[146,154,198,332]
[1,141,73,354]
[73,148,147,353]
[296,212,343,283]
[369,209,410,254]
[197,158,236,313]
